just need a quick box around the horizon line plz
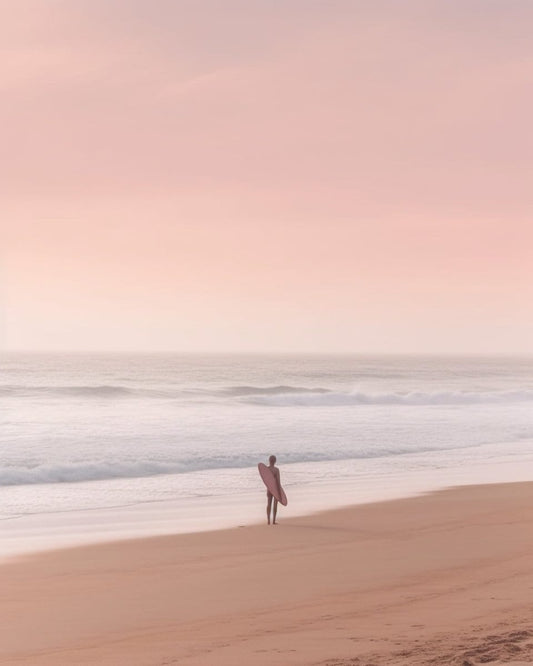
[2,349,532,358]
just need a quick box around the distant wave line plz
[241,389,533,407]
[0,383,332,400]
[1,384,533,406]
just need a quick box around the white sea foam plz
[242,388,533,407]
[0,440,501,487]
[0,461,184,486]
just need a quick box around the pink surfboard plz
[258,463,288,506]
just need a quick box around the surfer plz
[266,455,281,525]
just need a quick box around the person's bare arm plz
[274,468,282,495]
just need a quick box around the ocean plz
[2,353,533,556]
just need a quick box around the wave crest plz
[0,384,172,398]
[2,383,532,407]
[243,389,533,407]
[222,385,329,396]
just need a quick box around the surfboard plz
[258,463,288,506]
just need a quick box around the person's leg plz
[273,498,278,524]
[266,493,273,524]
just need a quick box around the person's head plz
[269,455,277,465]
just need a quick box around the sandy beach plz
[2,481,533,665]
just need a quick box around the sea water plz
[2,353,533,556]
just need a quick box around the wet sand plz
[2,481,533,665]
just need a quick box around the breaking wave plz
[0,441,492,487]
[2,384,533,407]
[242,389,533,407]
[0,461,186,486]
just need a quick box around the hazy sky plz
[1,0,532,353]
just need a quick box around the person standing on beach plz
[267,455,281,525]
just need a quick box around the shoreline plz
[2,480,533,665]
[3,448,533,560]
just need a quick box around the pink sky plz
[1,1,532,353]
